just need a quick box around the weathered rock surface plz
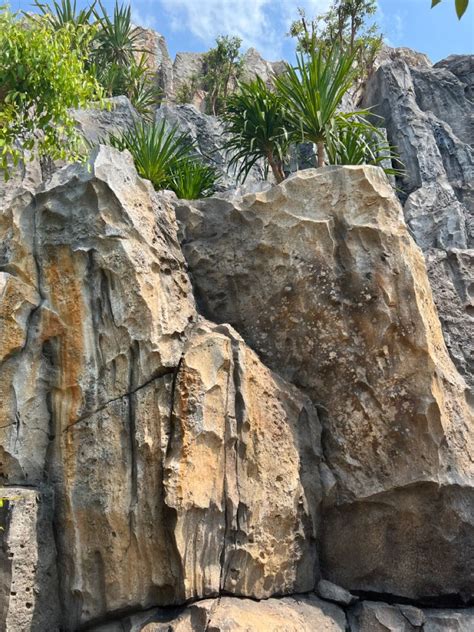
[362,52,474,389]
[0,147,322,629]
[0,488,59,632]
[348,601,474,632]
[175,165,473,601]
[72,95,138,145]
[90,594,346,632]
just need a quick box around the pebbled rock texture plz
[175,165,473,602]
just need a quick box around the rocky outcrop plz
[72,96,138,145]
[362,51,474,390]
[175,166,473,602]
[0,147,322,630]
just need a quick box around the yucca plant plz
[168,158,220,199]
[326,113,403,177]
[105,120,193,190]
[32,0,96,28]
[222,76,291,183]
[127,54,161,119]
[275,46,358,167]
[93,1,141,67]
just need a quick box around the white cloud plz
[155,0,331,60]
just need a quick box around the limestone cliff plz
[0,37,473,632]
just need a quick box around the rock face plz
[362,52,474,390]
[175,166,473,602]
[1,46,473,629]
[0,488,59,632]
[0,147,322,630]
[156,104,266,189]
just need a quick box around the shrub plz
[104,119,192,190]
[326,114,402,176]
[0,6,103,177]
[223,76,291,183]
[168,158,220,199]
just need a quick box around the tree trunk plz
[317,141,325,168]
[268,154,285,184]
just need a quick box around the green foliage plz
[92,0,141,66]
[202,35,242,115]
[223,76,291,183]
[275,46,358,166]
[105,119,218,198]
[432,0,469,18]
[168,158,220,199]
[175,76,198,105]
[288,2,382,82]
[326,113,402,176]
[0,6,103,177]
[31,1,160,116]
[105,119,192,190]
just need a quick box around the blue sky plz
[15,0,474,63]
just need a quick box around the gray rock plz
[435,54,474,98]
[362,52,474,390]
[133,26,174,95]
[72,95,138,145]
[424,608,474,631]
[0,488,60,632]
[317,579,357,606]
[240,47,285,86]
[155,103,266,189]
[348,601,424,631]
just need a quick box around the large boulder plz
[362,52,474,389]
[0,146,322,629]
[175,165,473,602]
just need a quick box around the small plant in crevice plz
[104,119,218,198]
[168,158,220,200]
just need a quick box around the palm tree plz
[275,46,357,167]
[222,76,291,183]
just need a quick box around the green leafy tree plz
[432,0,469,18]
[289,2,382,82]
[223,76,291,183]
[275,46,358,167]
[202,35,242,115]
[0,6,103,177]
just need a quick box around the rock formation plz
[175,165,473,603]
[362,50,474,390]
[0,28,472,632]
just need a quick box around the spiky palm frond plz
[104,119,193,190]
[93,1,142,67]
[168,158,220,199]
[222,76,291,183]
[327,113,403,177]
[275,46,357,165]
